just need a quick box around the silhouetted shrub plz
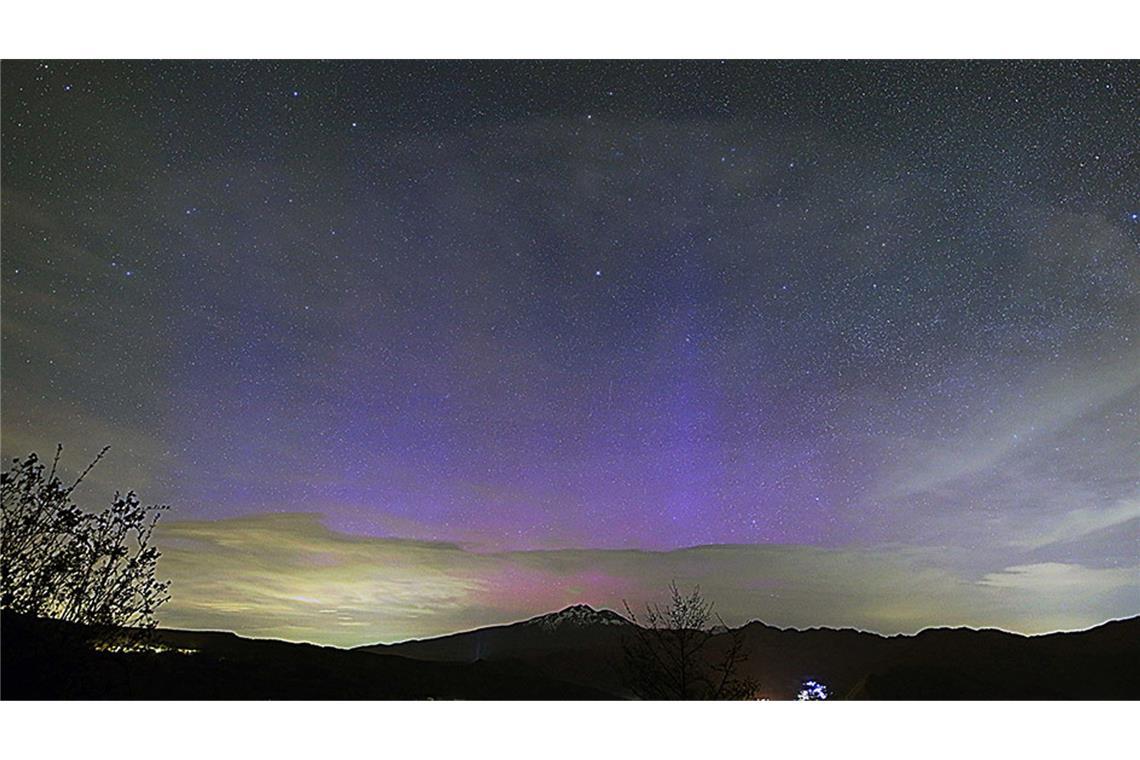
[1,446,170,647]
[621,581,757,699]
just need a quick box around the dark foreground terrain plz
[0,612,609,700]
[4,607,1138,699]
[361,605,1140,699]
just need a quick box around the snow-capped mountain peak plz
[524,604,629,631]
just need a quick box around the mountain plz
[0,612,611,700]
[362,610,1140,700]
[4,608,1137,699]
[356,604,631,664]
[722,617,1140,699]
[526,603,630,630]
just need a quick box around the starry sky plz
[2,60,1138,644]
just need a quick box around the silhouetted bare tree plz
[621,581,757,699]
[1,446,170,647]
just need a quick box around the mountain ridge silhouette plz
[4,609,1137,699]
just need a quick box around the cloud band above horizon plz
[155,512,1139,647]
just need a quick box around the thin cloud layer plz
[156,513,1139,646]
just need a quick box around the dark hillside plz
[0,613,612,700]
[368,608,1140,700]
[4,610,1136,699]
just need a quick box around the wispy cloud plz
[1012,497,1140,550]
[881,354,1140,502]
[978,562,1139,633]
[155,513,1140,646]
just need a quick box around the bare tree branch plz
[620,581,758,699]
[1,447,171,650]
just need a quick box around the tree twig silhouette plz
[1,446,170,650]
[620,581,757,699]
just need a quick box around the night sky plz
[2,61,1137,644]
